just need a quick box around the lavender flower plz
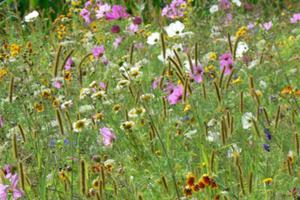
[263,144,270,152]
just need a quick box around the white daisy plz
[164,21,193,38]
[209,5,219,14]
[236,41,249,58]
[24,10,39,22]
[147,32,160,45]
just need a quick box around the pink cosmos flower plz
[52,80,62,89]
[162,0,187,19]
[99,82,107,90]
[128,23,139,34]
[0,166,23,200]
[111,25,121,33]
[167,84,184,105]
[190,64,204,83]
[100,127,116,147]
[113,37,123,49]
[64,58,74,70]
[96,3,111,19]
[80,8,92,24]
[219,0,231,10]
[219,53,233,75]
[262,21,272,31]
[92,45,105,59]
[105,5,129,21]
[290,13,300,24]
[152,77,162,89]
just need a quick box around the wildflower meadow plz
[1,0,300,199]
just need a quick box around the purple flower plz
[167,84,184,105]
[219,0,231,10]
[0,115,4,128]
[0,169,23,200]
[290,13,300,24]
[64,57,74,70]
[262,21,272,31]
[80,8,92,24]
[52,80,62,89]
[133,16,142,25]
[263,144,270,152]
[190,64,204,83]
[219,53,233,75]
[105,5,129,21]
[100,127,116,147]
[99,82,107,90]
[247,23,255,29]
[264,128,271,140]
[92,45,105,59]
[111,25,121,33]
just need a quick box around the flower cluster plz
[184,173,218,196]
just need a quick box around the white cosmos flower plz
[24,10,39,22]
[209,5,219,14]
[232,0,242,7]
[157,48,175,62]
[164,21,193,38]
[227,143,242,158]
[147,32,160,45]
[242,112,255,130]
[236,41,249,58]
[259,80,267,89]
[206,131,220,142]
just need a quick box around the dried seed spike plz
[53,45,62,77]
[65,111,73,131]
[248,171,253,194]
[248,75,255,92]
[275,105,281,129]
[210,150,216,173]
[203,121,208,137]
[138,194,143,200]
[125,109,129,121]
[230,116,234,135]
[295,133,300,157]
[98,179,103,199]
[183,75,189,103]
[287,158,293,176]
[219,66,226,88]
[78,53,93,86]
[56,110,64,135]
[227,32,233,54]
[162,97,167,118]
[221,121,226,145]
[256,106,260,121]
[112,179,118,196]
[12,133,18,160]
[240,91,244,113]
[202,82,207,100]
[236,159,245,195]
[161,176,169,193]
[18,124,26,143]
[169,57,184,79]
[101,165,106,190]
[213,81,222,104]
[187,52,194,74]
[263,107,270,126]
[252,118,261,138]
[19,162,25,191]
[174,49,184,69]
[129,43,134,64]
[161,33,166,60]
[225,68,235,90]
[194,43,198,66]
[80,159,87,196]
[8,75,14,103]
[61,49,74,71]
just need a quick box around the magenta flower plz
[167,84,184,105]
[99,82,107,90]
[111,25,121,33]
[64,57,74,70]
[0,168,23,200]
[190,64,204,83]
[152,77,162,89]
[133,17,142,25]
[52,80,62,89]
[100,127,116,147]
[219,53,233,75]
[105,5,129,21]
[0,115,3,128]
[80,8,92,24]
[290,13,300,24]
[262,21,272,31]
[92,45,105,59]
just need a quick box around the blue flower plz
[263,144,270,152]
[264,128,271,140]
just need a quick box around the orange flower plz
[183,186,192,196]
[200,174,211,186]
[280,86,294,96]
[186,172,196,186]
